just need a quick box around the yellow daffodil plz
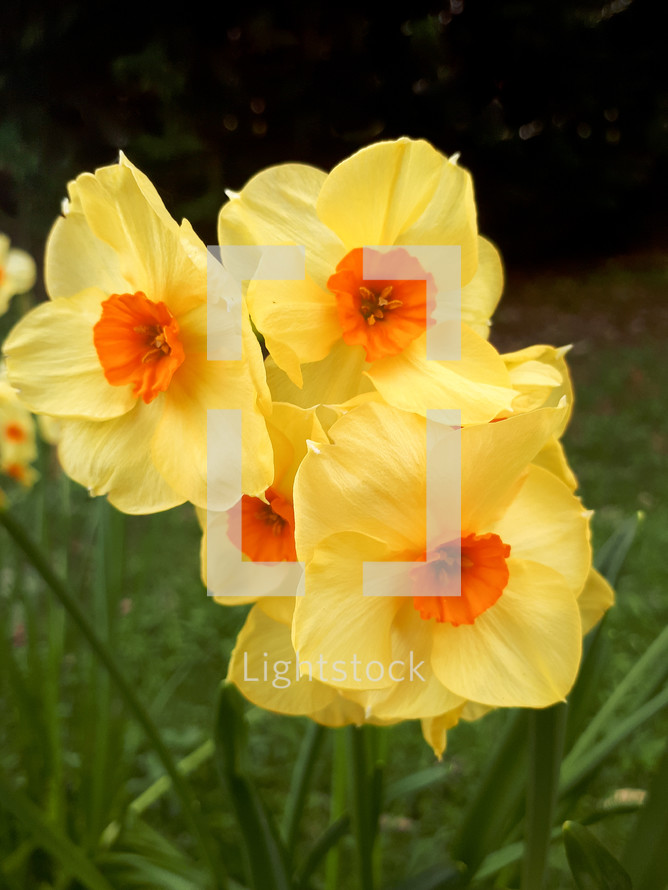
[202,401,326,604]
[3,155,272,514]
[291,401,607,712]
[218,138,516,424]
[0,235,36,316]
[0,368,38,489]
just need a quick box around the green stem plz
[282,722,325,864]
[0,509,229,890]
[325,730,348,890]
[347,726,374,890]
[521,704,567,890]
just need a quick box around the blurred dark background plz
[2,0,667,280]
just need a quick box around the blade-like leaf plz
[215,683,292,890]
[622,735,668,890]
[593,513,642,586]
[452,710,528,872]
[0,774,114,890]
[563,821,632,890]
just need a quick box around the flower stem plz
[521,703,567,890]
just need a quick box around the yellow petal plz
[67,163,203,317]
[366,325,516,424]
[503,344,574,433]
[267,402,327,501]
[459,406,568,532]
[578,567,615,634]
[247,275,341,386]
[490,463,591,594]
[265,339,373,409]
[56,403,184,514]
[533,436,578,491]
[421,707,463,759]
[227,603,339,716]
[218,162,343,288]
[293,532,403,690]
[431,559,582,707]
[460,237,504,338]
[350,602,465,720]
[3,289,136,420]
[45,210,130,300]
[294,403,425,561]
[318,139,478,284]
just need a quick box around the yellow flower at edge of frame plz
[3,155,272,514]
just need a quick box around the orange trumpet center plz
[227,488,298,562]
[327,247,429,362]
[93,292,185,404]
[412,532,511,626]
[4,423,27,443]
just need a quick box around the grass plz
[1,249,666,888]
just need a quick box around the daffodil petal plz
[45,212,130,300]
[228,603,339,716]
[351,603,464,720]
[421,707,464,759]
[217,163,344,287]
[533,436,578,491]
[366,325,515,423]
[57,402,183,514]
[3,289,136,419]
[459,406,568,532]
[318,140,478,284]
[294,403,425,560]
[265,339,373,409]
[490,464,591,594]
[431,559,582,707]
[69,163,203,317]
[460,237,504,338]
[247,275,341,385]
[293,532,404,689]
[578,567,615,634]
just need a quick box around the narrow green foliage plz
[214,683,292,890]
[563,821,632,890]
[622,735,668,890]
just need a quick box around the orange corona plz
[93,292,185,404]
[227,488,298,562]
[327,248,428,362]
[413,532,511,626]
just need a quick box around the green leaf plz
[593,512,642,587]
[214,683,292,890]
[0,509,229,889]
[282,722,325,865]
[388,863,466,889]
[563,821,632,890]
[561,667,668,796]
[0,773,114,890]
[452,710,528,872]
[622,734,668,890]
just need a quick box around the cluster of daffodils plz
[2,141,613,755]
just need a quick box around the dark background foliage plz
[2,0,667,275]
